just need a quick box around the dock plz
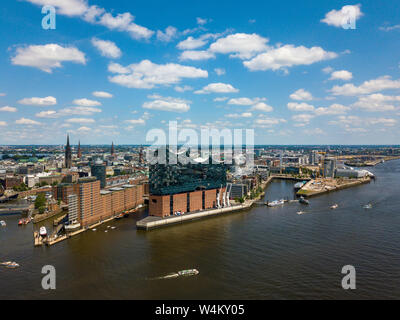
[137,203,252,230]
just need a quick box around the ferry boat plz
[65,222,81,232]
[39,226,47,237]
[330,204,339,210]
[177,269,199,276]
[267,199,285,207]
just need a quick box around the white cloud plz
[0,106,17,112]
[352,93,400,112]
[213,97,229,102]
[108,60,208,89]
[255,117,286,127]
[11,44,86,73]
[179,50,215,61]
[209,33,269,59]
[329,70,353,81]
[157,26,178,42]
[91,38,121,58]
[214,68,226,76]
[72,98,101,107]
[289,89,313,101]
[321,4,363,28]
[174,85,193,92]
[15,118,41,125]
[226,112,253,118]
[228,97,265,105]
[251,102,274,112]
[143,95,190,112]
[287,102,315,112]
[18,96,57,106]
[35,107,102,118]
[314,104,350,115]
[66,118,96,124]
[330,76,400,96]
[177,36,208,50]
[124,118,146,125]
[197,17,209,25]
[330,115,397,127]
[195,83,239,94]
[92,91,113,98]
[379,24,400,32]
[292,114,315,123]
[35,110,58,118]
[322,66,334,74]
[244,45,337,71]
[25,1,154,40]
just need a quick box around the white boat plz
[330,204,339,210]
[267,199,285,207]
[363,204,372,209]
[0,220,6,227]
[297,211,305,215]
[39,226,47,237]
[1,261,19,268]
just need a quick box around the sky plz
[0,0,400,145]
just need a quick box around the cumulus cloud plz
[226,112,253,118]
[72,98,101,107]
[108,60,208,89]
[15,118,41,125]
[177,36,208,50]
[228,97,265,105]
[179,50,215,61]
[321,4,363,28]
[292,114,315,123]
[92,91,113,98]
[352,94,400,112]
[124,118,146,125]
[0,106,17,112]
[66,118,96,124]
[174,85,193,93]
[195,83,238,94]
[287,102,315,112]
[209,33,269,59]
[314,104,350,115]
[255,117,286,127]
[244,45,337,71]
[18,96,57,106]
[251,102,274,112]
[143,95,190,112]
[329,70,353,81]
[214,68,226,76]
[25,0,154,40]
[289,89,313,101]
[91,38,121,58]
[330,76,400,96]
[11,44,86,73]
[157,26,178,42]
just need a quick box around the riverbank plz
[296,177,371,198]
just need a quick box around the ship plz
[1,261,19,268]
[39,226,47,237]
[330,204,339,210]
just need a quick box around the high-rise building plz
[65,134,72,168]
[111,142,115,156]
[91,160,106,188]
[323,158,337,178]
[77,141,82,159]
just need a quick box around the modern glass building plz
[91,160,106,188]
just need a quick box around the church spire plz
[77,140,82,159]
[65,134,72,168]
[111,141,115,155]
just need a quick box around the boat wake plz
[148,269,199,280]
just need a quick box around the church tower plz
[65,134,72,168]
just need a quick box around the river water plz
[1,160,400,299]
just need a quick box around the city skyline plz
[1,1,400,145]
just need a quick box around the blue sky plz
[0,0,399,145]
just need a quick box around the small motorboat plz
[297,211,305,215]
[299,196,309,205]
[177,269,199,277]
[111,226,116,230]
[267,199,285,207]
[363,204,373,209]
[92,228,97,232]
[330,204,339,210]
[0,220,6,227]
[39,226,47,237]
[1,261,19,268]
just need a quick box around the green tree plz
[35,193,46,210]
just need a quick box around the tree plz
[35,193,46,210]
